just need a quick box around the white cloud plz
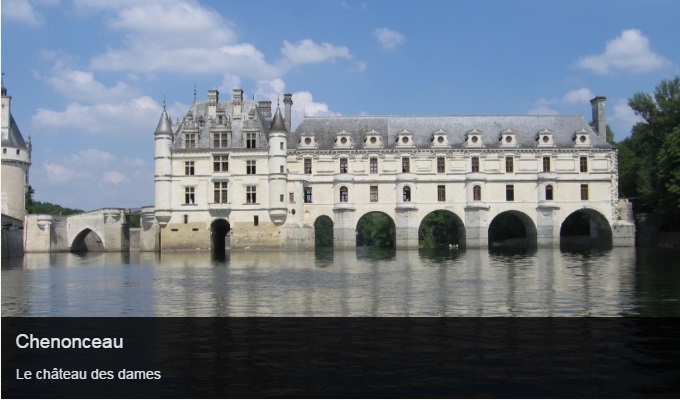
[102,171,129,185]
[528,98,559,115]
[281,40,352,65]
[43,162,89,185]
[609,98,643,138]
[374,28,405,50]
[46,68,139,103]
[2,0,44,26]
[576,29,671,74]
[562,88,595,105]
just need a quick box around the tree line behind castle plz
[29,76,680,247]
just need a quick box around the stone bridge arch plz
[560,208,613,248]
[418,209,466,248]
[355,211,397,248]
[488,210,538,248]
[314,215,334,247]
[70,227,105,253]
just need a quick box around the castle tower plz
[1,81,31,222]
[153,104,173,227]
[268,106,289,226]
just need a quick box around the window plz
[506,157,514,173]
[289,192,295,203]
[370,158,378,174]
[580,157,588,172]
[214,182,228,203]
[213,132,228,148]
[340,158,348,173]
[437,185,446,202]
[246,160,256,174]
[545,185,554,201]
[280,142,284,150]
[340,186,348,202]
[185,161,195,175]
[402,158,410,173]
[246,186,257,204]
[184,187,195,204]
[185,133,196,149]
[473,185,481,201]
[304,187,313,203]
[254,216,259,226]
[280,165,284,173]
[213,155,229,172]
[370,186,378,202]
[280,194,284,202]
[246,132,257,148]
[403,186,411,202]
[471,156,479,172]
[580,184,589,201]
[183,215,188,224]
[543,156,551,172]
[506,185,514,201]
[437,157,445,173]
[304,158,312,174]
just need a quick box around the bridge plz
[25,208,130,253]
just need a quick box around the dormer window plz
[396,129,415,148]
[432,129,448,147]
[537,129,554,147]
[364,130,382,148]
[300,133,317,149]
[335,130,352,148]
[574,128,591,147]
[466,128,483,148]
[500,129,516,147]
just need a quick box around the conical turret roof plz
[270,107,287,133]
[154,106,173,136]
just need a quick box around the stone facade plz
[147,89,635,251]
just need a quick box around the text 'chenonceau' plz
[3,85,636,254]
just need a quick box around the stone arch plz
[418,210,466,248]
[356,211,396,248]
[314,215,334,247]
[210,219,231,253]
[71,228,105,253]
[488,210,537,248]
[560,208,612,248]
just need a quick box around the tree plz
[25,185,84,215]
[356,212,395,248]
[619,76,680,228]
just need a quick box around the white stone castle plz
[140,88,634,251]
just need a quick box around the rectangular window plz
[581,184,589,200]
[506,185,514,201]
[370,186,378,202]
[213,182,228,203]
[213,132,228,148]
[580,156,588,172]
[246,160,256,175]
[280,142,284,150]
[213,155,229,172]
[185,133,196,149]
[471,156,479,172]
[437,185,446,202]
[543,156,551,172]
[185,161,195,175]
[184,187,195,204]
[437,157,445,173]
[370,158,378,174]
[246,132,257,148]
[340,158,348,173]
[304,187,312,203]
[183,215,188,224]
[506,157,514,173]
[280,165,284,173]
[280,194,284,202]
[402,157,410,173]
[304,158,312,174]
[289,192,295,203]
[254,216,259,226]
[246,186,257,204]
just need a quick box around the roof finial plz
[193,84,197,104]
[277,93,280,108]
[162,95,166,109]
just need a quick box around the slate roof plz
[1,113,29,150]
[292,114,614,150]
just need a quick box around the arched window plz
[545,184,554,201]
[403,186,411,202]
[340,186,348,202]
[473,185,481,201]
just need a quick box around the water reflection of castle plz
[139,88,635,251]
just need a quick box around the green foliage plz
[619,76,680,228]
[314,216,334,247]
[418,211,459,248]
[356,212,395,248]
[128,214,141,228]
[25,185,84,215]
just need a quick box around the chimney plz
[283,93,293,132]
[590,96,606,136]
[208,89,219,119]
[233,89,243,118]
[258,101,272,118]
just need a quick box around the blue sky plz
[2,0,679,211]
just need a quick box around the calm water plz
[2,247,680,317]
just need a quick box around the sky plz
[2,0,679,211]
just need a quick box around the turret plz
[1,81,31,221]
[154,104,173,227]
[268,106,289,226]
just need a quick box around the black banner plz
[2,318,680,398]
